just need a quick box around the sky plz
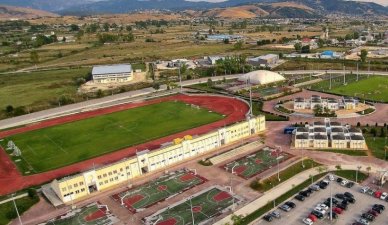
[187,0,388,6]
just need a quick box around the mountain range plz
[0,0,387,17]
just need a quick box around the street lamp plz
[275,146,282,182]
[11,194,23,225]
[356,166,362,183]
[230,163,239,210]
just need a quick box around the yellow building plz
[45,116,265,205]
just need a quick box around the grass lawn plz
[334,170,368,183]
[145,187,238,225]
[2,101,223,173]
[111,170,206,213]
[0,195,39,225]
[250,159,321,192]
[365,136,387,161]
[0,68,90,112]
[311,149,368,156]
[309,75,388,102]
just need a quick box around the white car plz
[380,192,388,200]
[340,179,348,186]
[316,203,329,211]
[360,186,370,193]
[302,218,314,225]
[314,207,326,215]
[328,174,335,181]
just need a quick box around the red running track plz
[0,94,249,195]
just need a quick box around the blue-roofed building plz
[92,64,133,83]
[320,50,343,59]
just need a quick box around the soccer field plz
[2,101,223,173]
[309,75,388,102]
[143,186,240,225]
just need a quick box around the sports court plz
[111,169,207,213]
[223,147,291,179]
[143,186,241,225]
[43,202,118,225]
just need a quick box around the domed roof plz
[238,70,285,85]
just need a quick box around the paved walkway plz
[214,164,385,225]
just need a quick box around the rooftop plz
[313,121,325,126]
[314,134,328,140]
[350,135,364,140]
[349,127,362,133]
[296,134,309,140]
[92,64,132,75]
[331,127,344,133]
[314,127,327,133]
[332,134,346,140]
[296,127,309,132]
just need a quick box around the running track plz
[0,94,249,195]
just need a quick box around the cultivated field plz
[309,75,388,102]
[143,186,241,225]
[111,169,207,213]
[44,202,118,225]
[1,101,222,173]
[223,147,291,179]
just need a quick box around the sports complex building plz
[92,64,133,83]
[45,115,265,205]
[293,118,366,150]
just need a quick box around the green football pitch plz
[45,202,118,225]
[111,169,206,213]
[2,101,223,173]
[309,75,388,102]
[144,187,238,225]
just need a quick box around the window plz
[115,177,118,180]
[108,172,112,176]
[127,172,131,176]
[75,190,80,194]
[126,166,130,170]
[62,187,67,192]
[99,182,103,186]
[81,188,85,192]
[110,178,113,182]
[120,168,123,172]
[98,175,102,179]
[103,174,107,177]
[79,182,84,186]
[74,183,78,188]
[68,186,72,190]
[104,180,108,184]
[113,170,117,174]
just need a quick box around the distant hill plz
[0,5,58,20]
[0,0,387,18]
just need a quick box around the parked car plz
[337,203,348,210]
[346,181,355,188]
[361,213,375,222]
[279,204,291,212]
[285,201,296,208]
[319,182,328,189]
[345,196,356,204]
[372,206,383,214]
[310,185,320,191]
[373,204,385,210]
[270,210,281,219]
[335,193,346,199]
[333,207,343,214]
[263,214,273,222]
[314,207,326,215]
[374,191,382,198]
[328,174,335,181]
[295,195,305,201]
[300,191,310,197]
[336,177,343,183]
[367,210,378,217]
[357,218,370,225]
[344,192,354,198]
[360,186,370,193]
[326,197,338,204]
[316,203,329,211]
[311,210,324,219]
[367,189,375,196]
[302,218,313,225]
[380,192,387,200]
[308,214,317,222]
[340,179,348,186]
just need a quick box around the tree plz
[366,166,371,175]
[230,214,244,225]
[357,122,361,127]
[360,49,368,62]
[335,165,342,171]
[207,78,213,87]
[96,89,104,98]
[370,128,377,137]
[69,24,79,31]
[5,105,14,114]
[234,40,243,50]
[103,22,110,32]
[294,43,302,52]
[223,38,230,44]
[380,127,386,137]
[301,45,310,53]
[30,51,39,64]
[152,82,160,91]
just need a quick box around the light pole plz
[330,181,333,221]
[189,197,195,225]
[301,146,305,168]
[275,146,282,182]
[11,194,23,225]
[231,164,239,210]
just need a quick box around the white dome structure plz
[238,70,285,85]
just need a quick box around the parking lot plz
[257,176,388,225]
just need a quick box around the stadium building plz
[293,118,366,150]
[43,116,265,206]
[92,64,133,83]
